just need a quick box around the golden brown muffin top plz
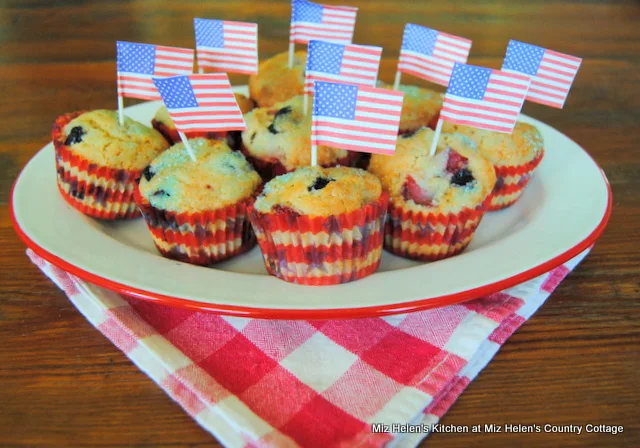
[368,127,496,213]
[380,83,444,133]
[248,50,307,107]
[442,121,544,166]
[63,110,169,170]
[139,138,261,213]
[254,166,382,217]
[241,95,350,170]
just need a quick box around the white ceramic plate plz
[11,89,611,318]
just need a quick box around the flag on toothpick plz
[397,24,471,87]
[439,63,531,134]
[311,81,403,156]
[290,0,357,45]
[117,41,194,100]
[153,74,246,133]
[501,40,582,108]
[305,40,382,94]
[194,18,258,75]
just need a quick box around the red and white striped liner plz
[27,248,590,447]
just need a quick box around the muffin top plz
[138,138,261,213]
[380,83,443,133]
[368,127,496,214]
[154,93,255,128]
[254,166,382,217]
[442,121,544,166]
[241,95,350,171]
[248,50,306,107]
[62,110,169,171]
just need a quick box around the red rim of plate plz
[10,148,612,320]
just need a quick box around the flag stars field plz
[447,65,492,100]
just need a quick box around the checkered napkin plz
[27,249,590,447]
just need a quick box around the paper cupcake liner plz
[384,199,487,261]
[134,186,257,266]
[248,192,389,285]
[53,111,141,220]
[239,145,362,181]
[488,150,544,211]
[151,119,233,147]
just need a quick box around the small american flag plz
[152,74,246,133]
[194,18,258,75]
[305,40,382,95]
[440,63,531,133]
[117,41,194,101]
[290,0,358,45]
[397,24,472,87]
[312,81,404,155]
[502,40,582,108]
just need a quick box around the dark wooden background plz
[1,1,638,446]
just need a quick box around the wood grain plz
[1,1,639,446]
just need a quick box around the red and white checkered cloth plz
[27,248,590,447]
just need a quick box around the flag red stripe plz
[170,106,239,117]
[314,121,398,136]
[489,78,531,90]
[437,35,472,51]
[312,138,395,155]
[439,117,512,133]
[312,130,395,145]
[528,86,566,100]
[345,46,380,56]
[400,54,453,71]
[157,46,194,55]
[545,50,582,63]
[534,71,573,86]
[443,97,519,115]
[441,107,517,124]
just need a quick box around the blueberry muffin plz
[135,138,262,265]
[368,127,496,261]
[379,82,444,134]
[442,121,544,210]
[248,51,306,107]
[249,166,389,285]
[52,110,169,220]
[152,93,255,149]
[240,95,360,179]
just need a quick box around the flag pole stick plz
[118,96,124,127]
[311,141,317,166]
[392,70,402,91]
[178,132,197,162]
[303,91,309,115]
[429,119,443,157]
[288,42,295,69]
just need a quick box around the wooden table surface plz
[1,1,638,446]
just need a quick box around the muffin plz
[248,51,306,107]
[368,127,496,261]
[380,82,443,134]
[52,110,169,220]
[249,166,389,285]
[152,93,255,149]
[135,138,262,265]
[240,95,360,180]
[442,121,544,211]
